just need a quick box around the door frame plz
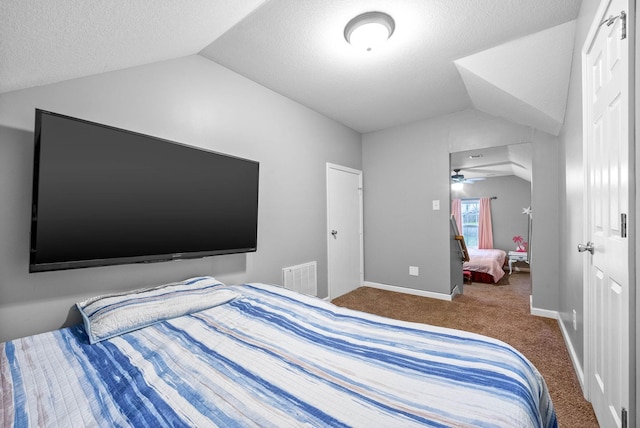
[635,8,639,427]
[581,0,636,423]
[326,163,364,299]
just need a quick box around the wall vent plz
[282,261,317,296]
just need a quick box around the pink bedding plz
[463,248,507,283]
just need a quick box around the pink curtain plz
[451,199,462,234]
[478,197,493,249]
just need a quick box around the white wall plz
[0,55,361,342]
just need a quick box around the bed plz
[1,276,556,427]
[463,248,508,283]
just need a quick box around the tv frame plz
[29,109,259,273]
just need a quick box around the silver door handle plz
[331,230,338,239]
[577,241,594,254]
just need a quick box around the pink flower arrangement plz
[513,235,528,252]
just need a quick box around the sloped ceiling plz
[1,0,582,134]
[454,21,577,136]
[0,0,268,94]
[201,0,581,133]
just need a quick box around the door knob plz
[331,230,338,239]
[577,241,594,254]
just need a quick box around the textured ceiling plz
[0,0,267,94]
[455,20,576,136]
[201,0,582,133]
[1,0,582,135]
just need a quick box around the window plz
[461,199,480,248]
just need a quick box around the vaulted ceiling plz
[455,20,576,136]
[1,0,581,134]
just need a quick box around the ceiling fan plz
[451,169,485,184]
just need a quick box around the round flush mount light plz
[344,11,395,51]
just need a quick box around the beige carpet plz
[331,272,599,427]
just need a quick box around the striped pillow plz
[77,276,238,344]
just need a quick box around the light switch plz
[432,200,440,210]
[409,266,419,276]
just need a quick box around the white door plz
[582,1,631,427]
[327,164,363,299]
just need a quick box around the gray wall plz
[363,109,560,307]
[529,131,560,310]
[557,0,600,375]
[362,120,451,294]
[636,8,640,427]
[451,175,532,253]
[0,55,362,342]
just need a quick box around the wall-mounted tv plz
[29,109,259,272]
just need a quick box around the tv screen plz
[29,109,259,272]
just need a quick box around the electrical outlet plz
[432,200,440,210]
[409,266,419,276]
[572,309,577,331]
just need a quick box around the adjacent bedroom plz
[450,144,533,286]
[0,1,633,427]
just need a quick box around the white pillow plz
[76,276,237,344]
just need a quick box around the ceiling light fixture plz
[344,11,395,52]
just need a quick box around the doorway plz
[449,143,533,289]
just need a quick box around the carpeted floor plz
[331,272,599,427]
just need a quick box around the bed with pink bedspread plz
[463,248,507,283]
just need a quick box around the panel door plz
[327,164,363,299]
[583,1,631,426]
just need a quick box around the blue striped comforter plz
[1,283,557,427]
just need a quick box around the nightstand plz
[508,251,529,274]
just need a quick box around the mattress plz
[464,248,507,283]
[1,282,556,427]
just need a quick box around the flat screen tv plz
[29,109,259,272]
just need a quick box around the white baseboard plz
[529,295,558,319]
[451,284,460,296]
[529,306,558,319]
[529,296,586,397]
[556,313,586,396]
[364,281,455,301]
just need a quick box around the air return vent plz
[282,261,317,296]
